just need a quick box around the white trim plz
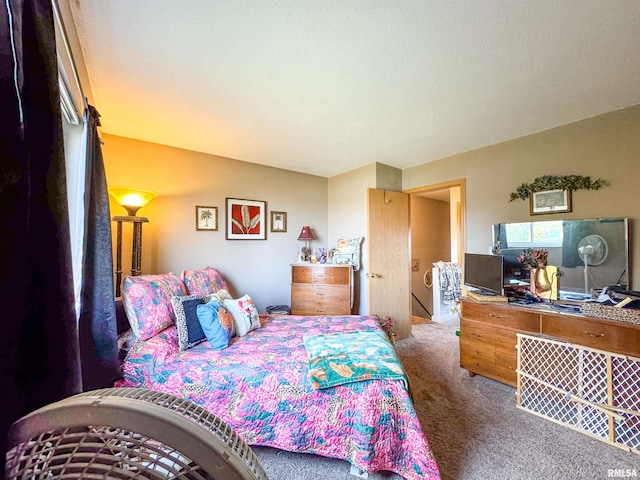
[53,0,84,126]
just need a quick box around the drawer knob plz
[471,333,483,338]
[316,292,324,296]
[366,273,380,278]
[489,313,504,319]
[584,331,605,338]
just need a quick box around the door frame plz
[404,178,466,270]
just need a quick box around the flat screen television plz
[464,253,504,295]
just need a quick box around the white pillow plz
[223,294,261,336]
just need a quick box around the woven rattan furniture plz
[5,387,268,480]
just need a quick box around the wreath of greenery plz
[509,175,608,201]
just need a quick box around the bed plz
[115,267,441,480]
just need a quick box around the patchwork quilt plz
[116,314,441,479]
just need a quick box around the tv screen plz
[464,253,504,295]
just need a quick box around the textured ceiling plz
[69,0,640,178]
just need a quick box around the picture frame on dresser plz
[225,198,267,240]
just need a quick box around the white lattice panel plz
[517,334,640,454]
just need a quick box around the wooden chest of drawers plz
[540,312,640,357]
[290,264,352,315]
[460,298,640,387]
[460,300,539,386]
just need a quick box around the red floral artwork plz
[231,204,261,234]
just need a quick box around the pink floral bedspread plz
[116,315,441,479]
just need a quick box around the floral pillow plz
[223,294,261,336]
[122,273,187,340]
[171,294,211,351]
[196,299,236,350]
[181,267,229,296]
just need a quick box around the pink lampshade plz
[297,226,316,241]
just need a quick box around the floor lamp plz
[109,187,157,297]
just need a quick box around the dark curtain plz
[1,0,81,466]
[78,105,120,390]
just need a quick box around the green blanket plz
[303,329,408,390]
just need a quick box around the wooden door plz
[367,188,411,339]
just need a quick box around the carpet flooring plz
[253,320,639,479]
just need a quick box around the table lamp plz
[297,226,316,261]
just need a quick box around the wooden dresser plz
[290,264,352,315]
[460,298,640,387]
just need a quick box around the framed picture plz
[226,198,267,240]
[270,211,287,232]
[195,206,218,231]
[530,189,572,215]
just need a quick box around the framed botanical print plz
[225,198,267,240]
[530,189,572,215]
[195,206,218,231]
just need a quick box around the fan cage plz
[6,387,268,480]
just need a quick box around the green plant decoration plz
[509,175,608,201]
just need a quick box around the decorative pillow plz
[171,294,212,351]
[223,294,261,336]
[210,289,232,303]
[181,267,229,296]
[122,273,187,340]
[196,300,236,350]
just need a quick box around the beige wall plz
[103,134,328,312]
[328,163,376,314]
[327,163,403,314]
[403,105,640,289]
[410,196,451,317]
[103,105,640,316]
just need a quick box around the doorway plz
[406,179,465,323]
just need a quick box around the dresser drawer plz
[462,301,539,332]
[460,339,495,376]
[495,350,517,371]
[493,329,518,354]
[460,339,495,363]
[291,284,350,315]
[292,265,351,285]
[460,318,496,348]
[541,314,640,357]
[494,360,518,386]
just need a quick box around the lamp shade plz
[297,226,316,241]
[109,187,157,216]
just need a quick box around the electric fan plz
[5,387,269,480]
[578,234,609,293]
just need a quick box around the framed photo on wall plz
[530,189,572,215]
[226,198,267,240]
[195,206,218,231]
[270,211,287,232]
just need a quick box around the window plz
[55,2,86,317]
[505,221,563,248]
